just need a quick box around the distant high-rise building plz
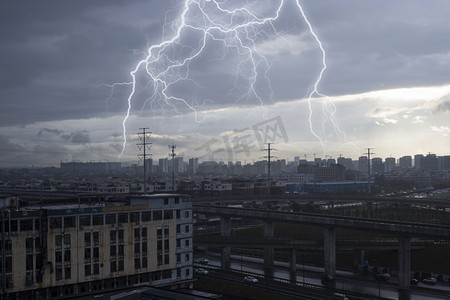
[421,153,438,171]
[294,156,300,165]
[188,158,198,174]
[399,156,412,169]
[159,158,169,174]
[385,157,396,173]
[371,157,384,174]
[414,154,424,169]
[358,156,368,175]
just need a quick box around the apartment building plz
[0,194,193,299]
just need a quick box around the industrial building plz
[0,194,193,299]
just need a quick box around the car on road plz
[375,273,391,281]
[244,276,258,283]
[198,257,209,264]
[321,273,335,282]
[410,278,419,285]
[194,268,208,275]
[422,277,437,285]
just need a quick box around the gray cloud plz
[61,131,90,144]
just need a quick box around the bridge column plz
[289,249,297,283]
[263,221,274,279]
[220,217,231,270]
[324,227,336,275]
[398,236,411,300]
[352,249,364,271]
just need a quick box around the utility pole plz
[137,128,152,194]
[365,148,375,194]
[263,143,276,195]
[169,145,176,194]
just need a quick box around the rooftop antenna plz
[137,128,152,194]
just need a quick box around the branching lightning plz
[115,0,347,158]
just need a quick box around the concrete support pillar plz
[289,249,297,283]
[220,217,231,270]
[398,236,411,300]
[220,217,231,236]
[352,249,364,271]
[221,246,230,270]
[323,227,336,275]
[263,221,274,279]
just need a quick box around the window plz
[84,232,91,247]
[55,235,62,249]
[177,268,181,278]
[56,268,63,281]
[142,242,147,256]
[118,213,128,224]
[93,263,99,275]
[175,197,180,204]
[176,210,180,219]
[141,228,147,240]
[26,238,33,253]
[93,214,103,226]
[118,230,124,243]
[79,215,91,227]
[85,264,91,276]
[110,230,116,244]
[185,253,190,262]
[55,251,62,263]
[134,258,140,269]
[110,261,116,272]
[157,240,162,254]
[153,210,162,221]
[157,228,162,239]
[64,250,71,262]
[141,211,151,222]
[164,254,169,265]
[164,198,169,205]
[93,247,99,261]
[64,234,71,248]
[35,237,41,252]
[164,239,169,253]
[110,245,116,257]
[26,254,33,271]
[184,211,190,218]
[176,224,180,233]
[130,212,140,223]
[186,268,190,276]
[157,255,163,266]
[134,228,140,241]
[118,260,124,271]
[64,267,71,279]
[50,217,62,229]
[64,216,76,228]
[176,239,181,248]
[93,232,99,246]
[164,226,169,237]
[134,243,140,255]
[164,210,173,220]
[118,244,124,257]
[106,214,116,225]
[185,239,190,247]
[84,248,91,261]
[142,257,148,268]
[185,225,189,233]
[21,219,33,231]
[176,254,181,263]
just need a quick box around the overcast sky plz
[1,0,450,168]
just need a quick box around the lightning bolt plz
[115,0,347,158]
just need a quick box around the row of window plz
[49,209,191,229]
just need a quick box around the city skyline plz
[1,1,450,168]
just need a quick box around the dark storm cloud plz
[1,0,450,127]
[61,130,90,144]
[37,128,63,137]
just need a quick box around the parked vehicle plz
[244,276,258,283]
[410,278,419,285]
[333,293,349,300]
